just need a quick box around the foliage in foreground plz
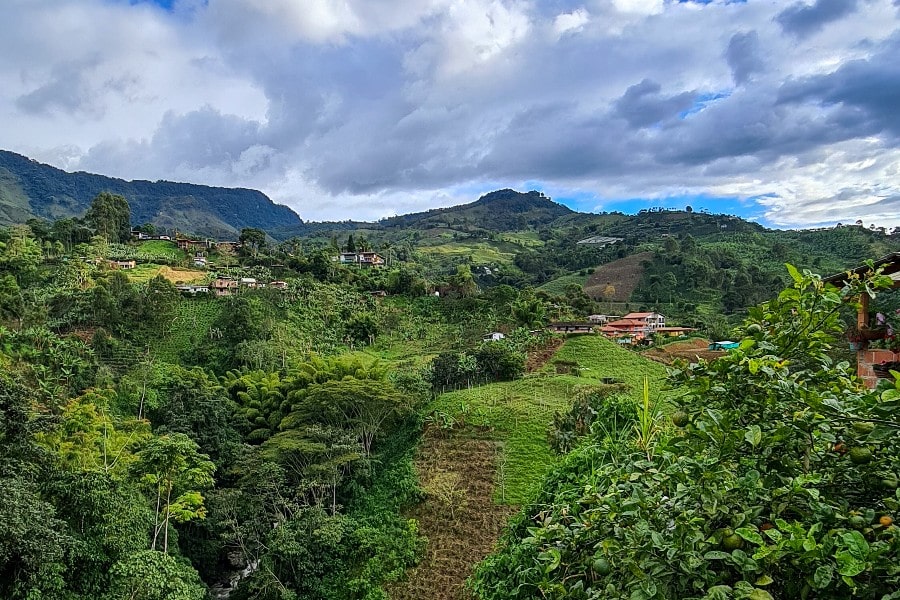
[471,266,900,599]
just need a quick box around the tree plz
[106,550,205,600]
[130,433,215,554]
[239,227,267,257]
[84,192,131,243]
[294,378,412,456]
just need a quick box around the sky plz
[2,0,900,228]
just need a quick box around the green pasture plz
[430,335,670,505]
[537,272,590,296]
[137,239,186,261]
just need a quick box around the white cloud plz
[554,8,590,36]
[0,0,899,227]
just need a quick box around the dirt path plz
[389,428,515,600]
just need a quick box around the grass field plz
[429,334,670,505]
[136,240,186,261]
[537,272,590,296]
[417,240,522,267]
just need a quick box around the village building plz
[483,332,506,341]
[587,314,621,324]
[548,322,596,334]
[212,278,238,296]
[176,285,210,295]
[337,251,386,268]
[108,259,136,270]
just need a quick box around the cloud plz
[2,0,900,227]
[613,79,697,128]
[553,8,590,37]
[777,33,900,138]
[725,31,764,85]
[776,0,859,38]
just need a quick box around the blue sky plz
[3,0,900,227]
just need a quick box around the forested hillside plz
[0,150,301,236]
[3,186,900,599]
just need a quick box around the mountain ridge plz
[0,149,302,237]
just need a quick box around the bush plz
[471,266,900,599]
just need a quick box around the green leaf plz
[748,589,774,600]
[754,575,773,586]
[786,263,802,283]
[744,425,762,448]
[736,527,764,546]
[813,565,833,589]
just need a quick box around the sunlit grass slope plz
[431,335,669,505]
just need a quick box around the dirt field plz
[127,265,207,285]
[642,338,724,365]
[389,429,515,600]
[525,337,564,372]
[583,251,654,302]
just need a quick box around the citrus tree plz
[472,265,900,599]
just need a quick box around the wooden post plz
[858,293,869,328]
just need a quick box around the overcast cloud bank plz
[2,0,899,227]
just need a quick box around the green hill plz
[0,149,301,236]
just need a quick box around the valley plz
[1,182,900,599]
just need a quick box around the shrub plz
[472,265,900,599]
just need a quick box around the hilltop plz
[0,150,302,236]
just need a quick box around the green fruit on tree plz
[852,421,876,435]
[592,558,611,576]
[849,447,873,465]
[722,534,744,551]
[672,411,690,427]
[849,515,867,530]
[746,324,762,334]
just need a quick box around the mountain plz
[0,150,302,236]
[380,189,574,231]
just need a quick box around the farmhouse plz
[656,326,697,337]
[176,238,214,251]
[337,251,386,268]
[548,322,596,334]
[108,259,136,270]
[176,285,210,295]
[212,278,238,296]
[587,314,621,324]
[622,312,666,332]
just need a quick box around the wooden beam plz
[858,293,869,328]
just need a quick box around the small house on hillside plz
[270,280,288,290]
[176,238,214,252]
[657,326,696,337]
[108,259,136,270]
[709,341,739,351]
[549,322,596,334]
[483,332,506,341]
[337,252,386,268]
[622,312,666,332]
[176,285,210,295]
[588,314,621,324]
[212,278,238,296]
